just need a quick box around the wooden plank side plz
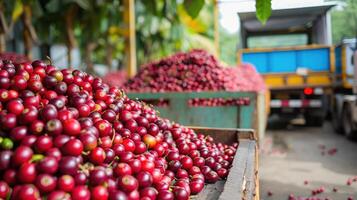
[241,141,256,200]
[127,91,256,100]
[254,145,260,200]
[218,140,251,200]
[188,126,255,144]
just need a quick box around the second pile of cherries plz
[0,59,237,200]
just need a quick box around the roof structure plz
[238,3,336,33]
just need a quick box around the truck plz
[237,3,336,126]
[331,39,357,138]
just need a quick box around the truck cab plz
[237,3,335,126]
[332,39,357,138]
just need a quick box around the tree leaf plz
[11,0,23,22]
[255,0,271,25]
[183,0,205,19]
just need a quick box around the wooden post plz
[0,3,8,53]
[123,0,137,77]
[214,0,219,58]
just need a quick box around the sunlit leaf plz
[183,0,204,19]
[11,0,23,22]
[255,0,271,25]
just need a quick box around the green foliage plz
[183,0,205,19]
[135,0,215,66]
[255,0,271,25]
[331,0,357,43]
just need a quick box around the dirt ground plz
[260,122,357,200]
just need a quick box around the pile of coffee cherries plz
[0,59,237,200]
[124,50,265,107]
[0,52,30,64]
[103,71,127,89]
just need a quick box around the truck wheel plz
[304,114,324,127]
[342,103,356,139]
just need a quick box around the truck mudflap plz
[270,99,322,108]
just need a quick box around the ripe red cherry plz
[147,123,159,136]
[1,113,17,129]
[117,175,139,192]
[17,162,37,183]
[40,105,58,121]
[71,185,90,200]
[136,171,153,188]
[190,180,204,195]
[91,185,109,200]
[79,133,97,151]
[122,138,136,152]
[117,151,134,163]
[120,110,132,121]
[37,156,59,174]
[89,147,106,165]
[109,190,128,200]
[99,136,112,149]
[189,166,201,175]
[176,169,189,179]
[57,175,75,192]
[63,119,81,136]
[0,150,12,170]
[205,171,219,183]
[35,135,53,153]
[35,174,56,193]
[12,145,33,166]
[57,109,73,122]
[20,106,39,124]
[46,119,63,136]
[157,190,174,200]
[167,151,180,161]
[61,138,83,156]
[142,160,155,173]
[140,187,158,200]
[128,159,142,174]
[193,157,205,168]
[0,77,10,89]
[102,109,116,122]
[16,184,40,200]
[95,119,112,137]
[77,104,90,117]
[0,181,10,198]
[3,169,16,185]
[217,168,228,178]
[58,156,79,176]
[89,167,108,186]
[134,141,147,154]
[128,190,140,200]
[151,168,163,183]
[47,191,71,200]
[7,99,24,115]
[173,187,189,200]
[114,163,132,177]
[11,75,27,90]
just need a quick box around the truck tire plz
[342,103,357,139]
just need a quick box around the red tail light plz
[304,87,313,95]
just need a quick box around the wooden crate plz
[188,127,259,200]
[126,92,257,130]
